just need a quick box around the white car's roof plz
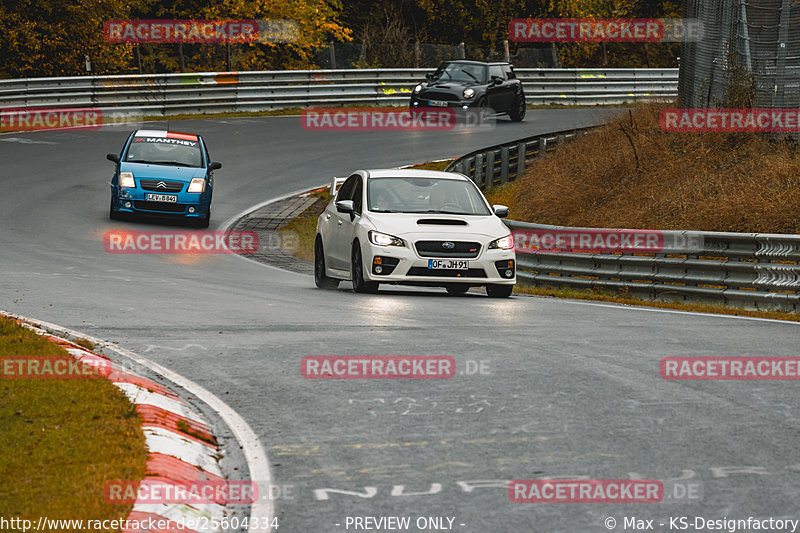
[365,169,468,180]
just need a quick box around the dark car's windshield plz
[125,135,203,168]
[430,62,487,84]
[368,177,491,215]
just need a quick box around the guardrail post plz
[485,150,495,187]
[516,142,526,178]
[474,153,484,187]
[500,146,509,183]
[539,137,547,157]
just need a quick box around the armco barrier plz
[506,219,800,312]
[0,68,677,116]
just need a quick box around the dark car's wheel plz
[509,92,526,122]
[315,237,339,289]
[109,197,119,220]
[446,285,470,295]
[486,284,513,298]
[351,242,379,294]
[477,97,489,121]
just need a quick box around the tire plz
[195,209,210,229]
[486,284,513,298]
[351,242,379,294]
[109,197,119,220]
[509,91,526,122]
[477,97,489,121]
[446,285,470,295]
[314,237,339,289]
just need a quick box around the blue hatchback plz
[107,130,221,228]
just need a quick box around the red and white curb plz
[11,318,239,533]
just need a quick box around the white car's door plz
[327,175,357,270]
[335,175,364,272]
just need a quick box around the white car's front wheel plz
[486,284,513,298]
[351,242,379,294]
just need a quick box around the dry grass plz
[0,316,147,528]
[488,103,800,233]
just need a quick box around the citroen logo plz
[156,181,167,189]
[442,241,455,249]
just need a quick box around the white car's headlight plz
[187,178,206,193]
[119,172,135,188]
[369,230,405,247]
[488,234,514,250]
[463,88,475,99]
[414,84,424,93]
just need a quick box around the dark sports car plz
[409,60,526,122]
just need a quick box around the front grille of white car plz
[415,240,481,258]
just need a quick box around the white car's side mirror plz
[493,205,509,218]
[336,200,355,213]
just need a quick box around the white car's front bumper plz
[359,239,516,286]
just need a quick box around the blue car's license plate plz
[428,259,468,270]
[146,193,178,203]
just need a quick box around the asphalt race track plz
[2,111,800,532]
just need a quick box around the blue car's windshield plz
[125,136,203,168]
[431,62,487,84]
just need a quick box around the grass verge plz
[0,316,147,525]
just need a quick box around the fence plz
[679,0,800,109]
[0,68,678,116]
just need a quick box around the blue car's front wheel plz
[109,197,120,220]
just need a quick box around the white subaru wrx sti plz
[314,169,516,297]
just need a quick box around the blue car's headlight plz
[463,88,475,99]
[187,178,206,193]
[119,172,135,188]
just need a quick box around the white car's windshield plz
[368,177,491,215]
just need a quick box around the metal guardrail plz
[0,68,677,116]
[508,219,800,311]
[444,123,800,311]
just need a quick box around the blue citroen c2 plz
[107,130,221,228]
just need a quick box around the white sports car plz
[314,169,516,297]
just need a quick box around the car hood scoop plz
[417,218,468,226]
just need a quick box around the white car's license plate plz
[428,100,448,107]
[428,259,468,270]
[146,193,178,203]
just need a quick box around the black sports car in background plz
[409,60,526,122]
